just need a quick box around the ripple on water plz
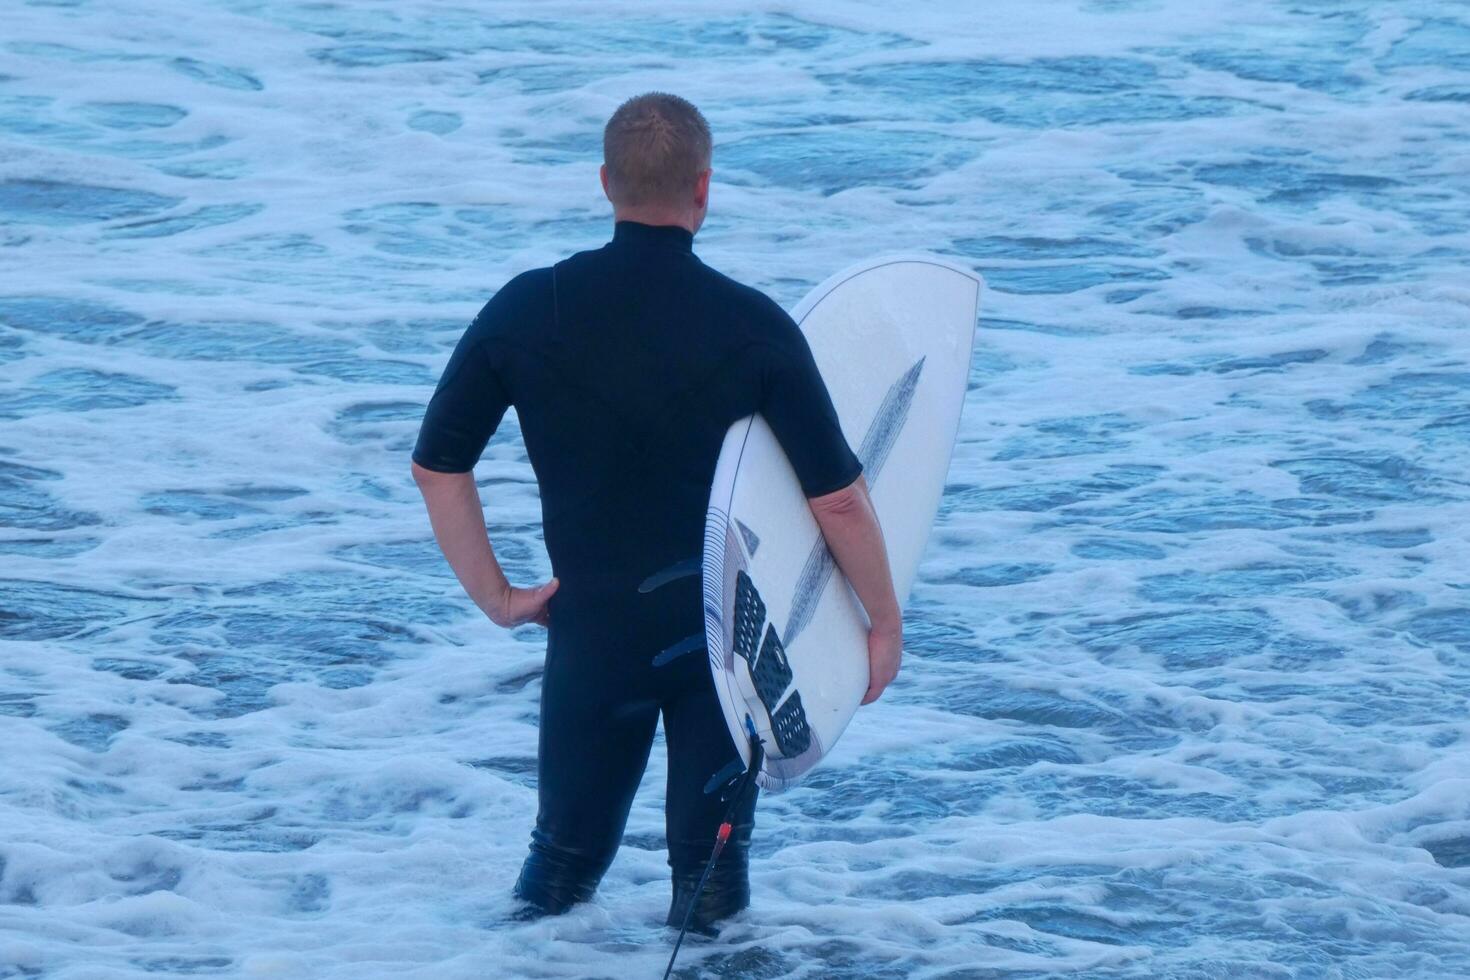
[1246,233,1405,285]
[954,234,1161,260]
[287,872,331,913]
[50,712,130,752]
[851,866,1013,902]
[1306,371,1470,424]
[1071,537,1168,561]
[477,64,632,95]
[927,563,1053,588]
[296,356,434,385]
[1379,17,1470,73]
[1074,607,1276,670]
[92,658,171,681]
[0,693,38,719]
[1136,560,1354,604]
[196,232,330,260]
[1404,84,1470,103]
[310,45,449,68]
[0,368,179,418]
[5,41,143,63]
[1082,489,1369,533]
[991,412,1143,460]
[405,109,461,134]
[1194,159,1402,210]
[978,316,1101,337]
[330,539,452,578]
[340,200,536,258]
[0,329,24,366]
[53,315,432,384]
[122,318,354,363]
[329,400,424,447]
[141,490,266,522]
[153,816,319,854]
[717,128,979,196]
[827,57,1229,127]
[1403,608,1470,661]
[898,606,995,663]
[1424,837,1470,869]
[952,736,1084,771]
[1332,527,1433,550]
[931,672,1136,731]
[0,178,182,225]
[0,579,161,640]
[0,93,92,142]
[1418,412,1470,450]
[0,295,146,342]
[0,535,100,558]
[1182,48,1368,95]
[156,576,456,719]
[943,462,1164,515]
[1129,347,1328,376]
[167,56,263,91]
[359,317,455,355]
[1345,333,1440,366]
[102,202,264,239]
[781,764,1000,825]
[129,956,233,974]
[466,756,537,788]
[0,459,101,532]
[75,101,188,129]
[1269,633,1348,670]
[980,262,1170,294]
[1270,452,1453,504]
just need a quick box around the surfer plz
[410,92,903,932]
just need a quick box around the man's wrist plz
[869,606,903,636]
[479,575,513,625]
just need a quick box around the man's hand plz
[860,620,903,705]
[490,577,560,628]
[412,462,562,631]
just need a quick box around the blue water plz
[2,1,1469,977]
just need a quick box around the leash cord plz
[661,732,764,979]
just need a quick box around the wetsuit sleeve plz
[411,304,514,474]
[758,308,864,498]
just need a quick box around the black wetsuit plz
[411,220,861,928]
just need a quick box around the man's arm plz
[411,461,558,628]
[807,473,903,704]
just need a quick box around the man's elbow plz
[807,473,867,519]
[411,458,465,484]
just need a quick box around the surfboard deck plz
[703,255,983,790]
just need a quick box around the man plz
[410,92,902,932]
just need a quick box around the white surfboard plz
[703,256,982,790]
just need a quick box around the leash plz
[662,726,764,979]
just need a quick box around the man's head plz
[600,92,712,233]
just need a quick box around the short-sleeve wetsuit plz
[412,219,862,929]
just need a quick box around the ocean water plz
[1,0,1468,977]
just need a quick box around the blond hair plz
[602,93,712,208]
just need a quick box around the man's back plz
[412,219,861,594]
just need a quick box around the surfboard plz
[702,256,982,790]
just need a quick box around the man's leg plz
[658,645,760,932]
[514,600,660,915]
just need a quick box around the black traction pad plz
[770,690,812,757]
[733,569,765,665]
[752,623,793,712]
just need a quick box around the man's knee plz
[513,827,618,915]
